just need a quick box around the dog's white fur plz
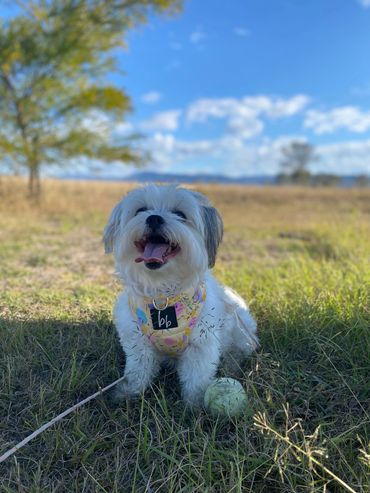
[104,184,258,407]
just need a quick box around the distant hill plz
[60,171,367,187]
[61,171,276,185]
[123,171,276,185]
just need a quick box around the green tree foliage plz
[0,0,181,196]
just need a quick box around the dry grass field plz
[0,177,369,492]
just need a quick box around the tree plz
[311,173,341,187]
[278,141,318,185]
[353,174,370,187]
[0,0,181,196]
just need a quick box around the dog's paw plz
[111,380,129,402]
[181,389,206,412]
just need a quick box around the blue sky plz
[105,0,370,177]
[2,0,370,177]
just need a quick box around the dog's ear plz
[202,205,224,268]
[190,190,224,267]
[202,206,224,268]
[103,201,124,254]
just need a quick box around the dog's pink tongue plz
[135,242,168,263]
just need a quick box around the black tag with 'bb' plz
[150,306,178,330]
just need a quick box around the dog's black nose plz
[146,214,164,229]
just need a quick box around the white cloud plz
[175,139,214,157]
[143,129,370,176]
[358,0,370,7]
[304,106,370,134]
[218,136,307,176]
[142,133,215,170]
[143,134,297,176]
[227,114,264,139]
[52,130,370,178]
[45,156,138,179]
[187,97,238,122]
[263,95,310,117]
[141,91,162,104]
[224,135,370,176]
[150,133,175,153]
[317,139,370,173]
[113,121,134,137]
[187,94,309,140]
[142,130,280,174]
[190,26,206,45]
[146,133,175,167]
[140,110,182,132]
[106,94,370,176]
[187,95,309,122]
[233,27,250,37]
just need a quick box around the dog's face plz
[103,184,223,292]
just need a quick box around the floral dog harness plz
[129,284,206,357]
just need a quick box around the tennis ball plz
[204,378,248,417]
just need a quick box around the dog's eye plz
[135,207,147,215]
[173,210,187,220]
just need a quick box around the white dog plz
[103,184,258,408]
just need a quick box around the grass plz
[0,177,369,492]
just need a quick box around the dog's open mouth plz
[134,235,180,270]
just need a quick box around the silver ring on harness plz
[152,297,169,310]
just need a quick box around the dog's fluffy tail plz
[222,286,259,354]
